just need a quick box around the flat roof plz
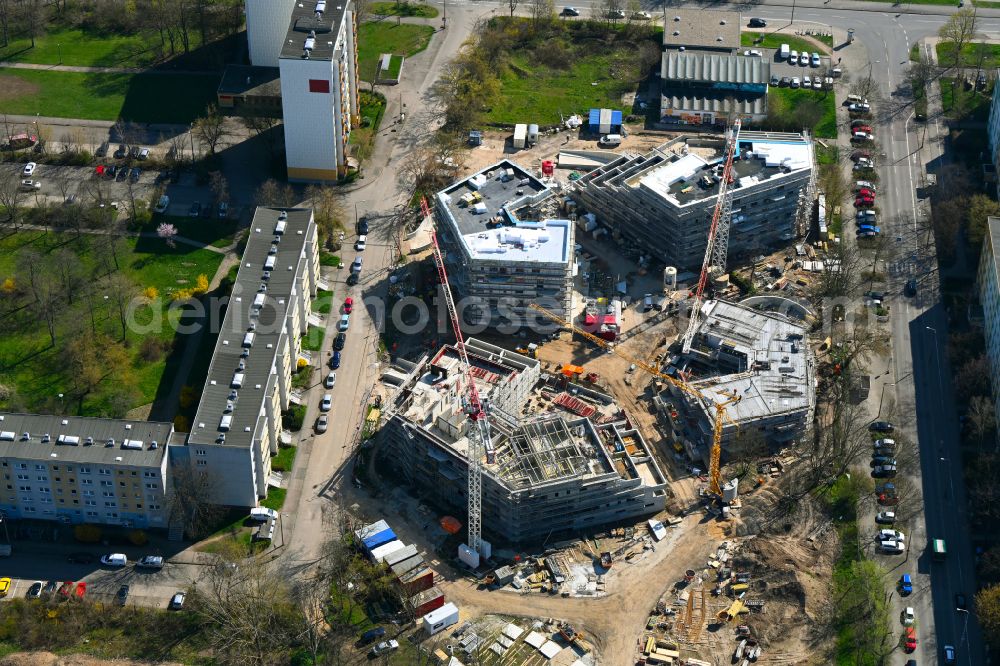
[0,413,171,467]
[436,160,572,264]
[218,64,281,97]
[188,207,315,448]
[280,0,349,61]
[633,133,811,206]
[661,88,766,119]
[662,8,741,51]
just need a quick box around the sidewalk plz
[0,61,219,75]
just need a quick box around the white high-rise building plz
[245,0,296,67]
[278,0,360,183]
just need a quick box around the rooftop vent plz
[269,244,278,255]
[61,419,68,425]
[232,372,245,388]
[304,35,316,51]
[122,439,143,450]
[85,437,94,446]
[20,432,28,441]
[273,235,281,244]
[0,432,14,442]
[673,30,679,35]
[216,433,226,444]
[57,435,80,446]
[237,361,246,372]
[316,0,326,11]
[263,271,271,281]
[150,441,158,449]
[106,438,115,447]
[41,433,50,443]
[240,349,250,359]
[225,401,234,413]
[220,415,232,431]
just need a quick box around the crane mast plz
[681,119,742,354]
[430,230,488,558]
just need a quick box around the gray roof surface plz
[661,88,767,117]
[0,413,171,467]
[662,8,741,51]
[438,160,548,238]
[187,207,315,448]
[218,64,281,97]
[663,52,769,85]
[280,0,349,61]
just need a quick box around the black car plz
[956,593,968,611]
[116,166,128,182]
[357,219,369,235]
[780,76,790,87]
[129,146,140,159]
[116,584,130,606]
[200,201,212,218]
[106,164,118,179]
[333,333,346,351]
[26,581,42,599]
[189,202,202,218]
[904,279,917,296]
[869,421,894,433]
[346,272,359,286]
[129,167,141,183]
[95,142,109,157]
[113,144,127,159]
[748,17,766,27]
[42,581,57,596]
[67,552,97,564]
[357,626,386,647]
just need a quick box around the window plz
[195,450,206,457]
[82,490,93,497]
[84,499,96,506]
[16,464,26,470]
[81,478,93,486]
[106,512,118,519]
[40,497,52,504]
[17,485,30,492]
[23,506,35,513]
[39,487,50,494]
[102,491,114,498]
[98,468,111,476]
[52,466,58,471]
[149,504,161,511]
[130,471,137,476]
[308,79,330,93]
[86,511,98,518]
[54,477,60,482]
[79,467,90,474]
[197,460,208,467]
[119,481,126,487]
[15,474,27,481]
[34,465,44,471]
[144,471,158,477]
[145,483,158,490]
[136,504,142,510]
[104,502,117,508]
[100,480,112,487]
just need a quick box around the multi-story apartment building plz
[434,160,575,332]
[0,414,173,527]
[574,132,813,270]
[245,0,296,67]
[176,207,320,507]
[383,340,668,545]
[977,216,1000,427]
[988,73,1000,197]
[278,0,360,182]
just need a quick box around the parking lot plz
[743,46,837,90]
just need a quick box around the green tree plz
[977,584,1000,647]
[939,8,979,69]
[967,193,1000,248]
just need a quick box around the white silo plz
[664,266,677,291]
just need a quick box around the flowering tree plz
[157,222,178,248]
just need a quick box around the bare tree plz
[210,171,229,205]
[104,272,139,344]
[0,170,26,230]
[970,395,997,452]
[166,465,226,540]
[506,0,518,17]
[192,104,230,155]
[939,8,979,70]
[239,113,281,162]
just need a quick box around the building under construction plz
[656,299,816,465]
[382,339,668,544]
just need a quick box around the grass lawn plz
[816,143,839,165]
[940,77,993,120]
[0,68,220,123]
[357,23,434,82]
[487,52,635,125]
[379,54,404,80]
[0,231,223,415]
[767,87,837,138]
[320,251,342,267]
[271,444,297,473]
[370,1,439,17]
[0,28,161,68]
[313,289,334,314]
[742,32,823,54]
[301,325,325,352]
[974,0,1000,6]
[139,215,239,248]
[936,41,1000,68]
[261,487,287,511]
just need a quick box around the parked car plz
[811,52,821,67]
[138,147,150,160]
[789,49,799,63]
[852,121,873,131]
[100,553,128,567]
[343,297,354,313]
[58,581,73,598]
[770,74,780,86]
[129,167,141,183]
[904,279,918,296]
[116,166,128,181]
[95,142,109,157]
[943,644,956,663]
[129,146,141,159]
[351,256,363,273]
[853,159,875,171]
[956,593,968,611]
[338,314,350,331]
[0,578,10,597]
[73,582,86,600]
[26,581,43,599]
[116,584,130,606]
[598,134,622,147]
[631,10,651,19]
[334,333,346,351]
[904,627,917,652]
[22,162,36,176]
[812,78,823,90]
[870,421,895,433]
[855,180,876,192]
[876,511,896,524]
[154,195,170,213]
[872,464,897,478]
[899,573,913,595]
[250,507,277,522]
[169,591,186,610]
[355,235,367,251]
[871,456,896,467]
[561,6,580,15]
[371,640,399,657]
[114,144,127,159]
[744,49,762,57]
[874,438,896,448]
[42,581,57,597]
[20,179,41,191]
[605,8,625,18]
[218,201,229,219]
[780,76,790,87]
[346,272,359,286]
[331,350,342,369]
[852,131,874,142]
[878,529,905,542]
[803,75,812,88]
[137,555,164,570]
[320,394,332,412]
[851,150,872,162]
[798,52,809,66]
[324,371,337,388]
[748,17,767,27]
[189,201,202,217]
[358,627,386,647]
[357,219,369,235]
[857,187,876,198]
[880,540,904,554]
[902,607,915,625]
[790,77,801,88]
[315,414,329,434]
[849,102,872,114]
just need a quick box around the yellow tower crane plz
[529,303,740,497]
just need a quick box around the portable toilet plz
[527,124,539,146]
[468,130,482,146]
[513,124,527,149]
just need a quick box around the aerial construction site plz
[367,119,834,666]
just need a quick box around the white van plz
[779,44,790,60]
[249,507,278,522]
[846,94,866,105]
[598,134,622,147]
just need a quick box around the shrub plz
[143,286,159,300]
[174,415,190,432]
[179,385,200,408]
[297,358,308,369]
[0,277,15,294]
[282,405,306,431]
[172,288,194,302]
[138,337,167,362]
[128,530,148,546]
[74,524,101,543]
[193,274,210,295]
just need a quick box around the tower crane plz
[681,119,742,355]
[529,303,739,497]
[430,230,490,564]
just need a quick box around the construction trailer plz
[423,602,460,635]
[513,124,527,149]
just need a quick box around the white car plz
[101,553,128,567]
[338,314,350,331]
[798,53,809,66]
[790,77,801,88]
[631,10,651,19]
[811,52,821,67]
[320,394,332,412]
[803,75,811,88]
[853,131,874,141]
[22,162,36,176]
[881,540,904,554]
[875,511,896,524]
[875,438,896,448]
[812,78,823,90]
[743,49,762,57]
[19,179,40,191]
[169,592,186,610]
[849,102,872,113]
[878,529,905,542]
[371,640,399,657]
[154,195,170,213]
[789,49,799,63]
[137,555,164,570]
[902,607,915,625]
[355,235,367,251]
[324,371,337,389]
[855,181,876,192]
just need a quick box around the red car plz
[857,188,876,198]
[853,124,873,133]
[851,150,872,162]
[73,582,86,600]
[343,297,353,314]
[904,627,917,652]
[855,199,875,208]
[58,581,73,598]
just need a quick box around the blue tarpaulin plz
[588,108,601,126]
[362,527,397,551]
[610,110,623,125]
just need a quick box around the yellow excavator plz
[529,303,739,497]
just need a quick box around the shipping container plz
[513,124,527,149]
[401,566,435,595]
[422,602,460,635]
[410,586,446,617]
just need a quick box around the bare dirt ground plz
[0,76,39,102]
[0,654,180,666]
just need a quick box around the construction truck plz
[600,552,613,568]
[559,624,580,642]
